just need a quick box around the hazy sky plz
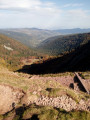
[0,0,90,29]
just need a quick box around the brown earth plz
[0,84,25,114]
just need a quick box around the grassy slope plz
[80,72,90,79]
[0,65,90,119]
[0,64,89,100]
[38,33,90,55]
[0,34,38,70]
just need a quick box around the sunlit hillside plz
[0,34,38,70]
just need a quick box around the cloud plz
[66,9,89,18]
[44,9,90,29]
[57,9,90,29]
[0,0,61,14]
[0,0,62,29]
[0,0,41,9]
[0,0,90,29]
[63,3,83,8]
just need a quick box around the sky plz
[0,0,90,29]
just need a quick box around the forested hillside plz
[19,40,90,74]
[38,33,90,55]
[0,34,38,70]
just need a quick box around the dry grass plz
[0,65,90,120]
[79,72,90,80]
[0,65,30,91]
[0,64,63,92]
[0,65,89,103]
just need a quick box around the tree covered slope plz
[0,34,38,70]
[19,40,90,74]
[38,33,90,55]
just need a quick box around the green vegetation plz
[79,72,90,79]
[3,104,89,120]
[40,87,90,103]
[38,108,58,120]
[57,110,90,120]
[38,33,90,55]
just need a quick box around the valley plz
[0,28,61,48]
[0,31,90,120]
[0,34,45,71]
[0,64,90,120]
[0,28,90,49]
[0,0,90,119]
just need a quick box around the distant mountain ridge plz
[0,28,90,48]
[0,28,61,48]
[54,28,90,34]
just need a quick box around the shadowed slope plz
[18,41,90,74]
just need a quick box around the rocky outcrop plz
[24,95,90,112]
[0,84,25,114]
[36,95,77,111]
[77,99,90,111]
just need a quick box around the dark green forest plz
[38,33,90,55]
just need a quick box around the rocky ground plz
[0,84,25,114]
[22,94,90,112]
[0,84,90,115]
[30,75,74,88]
[0,66,90,118]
